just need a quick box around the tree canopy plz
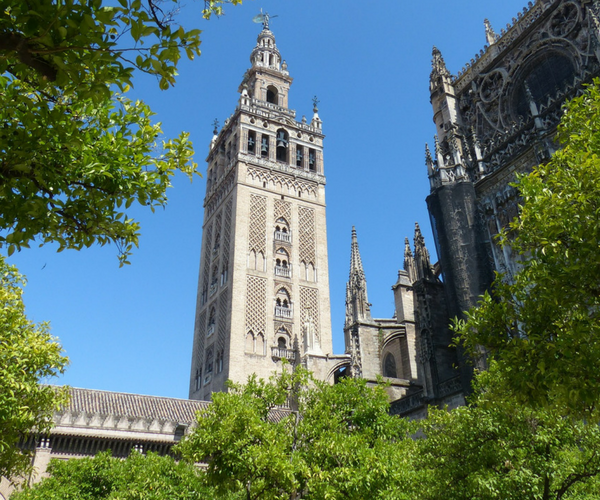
[455,79,600,415]
[0,0,240,264]
[415,367,600,500]
[0,255,68,480]
[11,451,238,500]
[177,368,417,500]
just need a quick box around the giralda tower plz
[189,19,334,399]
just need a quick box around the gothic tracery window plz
[383,352,398,379]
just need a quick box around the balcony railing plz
[275,306,292,319]
[274,231,291,243]
[271,346,296,361]
[274,266,291,278]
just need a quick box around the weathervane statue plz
[252,8,277,29]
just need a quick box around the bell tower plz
[189,20,333,399]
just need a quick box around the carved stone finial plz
[212,118,219,135]
[484,18,499,45]
[425,143,433,166]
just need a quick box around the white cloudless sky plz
[7,0,530,399]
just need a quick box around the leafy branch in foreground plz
[0,255,68,479]
[0,0,241,264]
[455,79,600,415]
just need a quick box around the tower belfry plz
[189,24,334,398]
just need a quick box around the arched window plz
[274,218,291,243]
[278,337,287,349]
[383,352,398,379]
[276,129,289,163]
[256,333,265,355]
[207,308,216,337]
[216,350,224,373]
[275,248,290,277]
[266,85,278,104]
[275,288,292,318]
[245,331,254,353]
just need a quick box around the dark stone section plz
[426,181,495,392]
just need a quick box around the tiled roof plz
[62,387,290,423]
[64,387,210,424]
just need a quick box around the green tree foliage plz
[0,255,68,479]
[0,0,240,264]
[177,367,416,500]
[455,80,600,414]
[12,451,238,500]
[415,367,600,500]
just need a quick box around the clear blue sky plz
[8,0,529,399]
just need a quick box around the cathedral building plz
[3,0,600,496]
[364,0,600,416]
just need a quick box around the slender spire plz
[345,227,371,326]
[431,46,451,82]
[349,226,365,280]
[414,223,434,281]
[484,19,499,45]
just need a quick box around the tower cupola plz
[239,17,293,109]
[250,25,283,72]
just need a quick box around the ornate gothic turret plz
[345,227,371,327]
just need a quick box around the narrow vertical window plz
[248,131,256,154]
[261,135,269,158]
[308,149,316,171]
[296,145,303,168]
[276,129,289,162]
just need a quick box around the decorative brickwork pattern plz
[274,198,292,224]
[248,194,267,254]
[245,276,267,336]
[223,199,233,261]
[214,211,222,254]
[217,292,228,352]
[298,206,316,264]
[201,223,213,302]
[247,166,318,197]
[300,286,320,340]
[196,310,206,370]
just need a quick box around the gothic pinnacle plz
[349,226,365,280]
[484,18,499,45]
[431,46,450,80]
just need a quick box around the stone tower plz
[189,20,335,399]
